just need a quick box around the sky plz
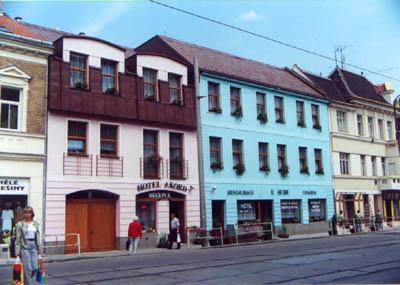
[4,0,400,97]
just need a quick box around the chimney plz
[79,32,85,36]
[361,71,364,76]
[14,16,22,22]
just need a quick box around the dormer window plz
[143,68,157,101]
[169,73,182,105]
[101,59,118,95]
[70,53,87,90]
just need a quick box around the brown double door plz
[66,199,116,253]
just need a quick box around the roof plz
[0,15,42,40]
[154,35,323,98]
[302,71,345,102]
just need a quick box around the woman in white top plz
[15,206,41,285]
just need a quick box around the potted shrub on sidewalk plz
[278,225,289,238]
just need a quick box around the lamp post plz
[393,94,400,153]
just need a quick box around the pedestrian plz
[375,209,383,231]
[15,206,41,285]
[128,215,142,254]
[168,213,180,249]
[354,210,363,233]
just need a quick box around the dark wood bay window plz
[68,121,87,155]
[143,68,157,101]
[100,124,118,157]
[169,73,182,105]
[70,52,87,89]
[101,59,118,94]
[143,130,159,179]
[258,142,269,171]
[274,96,285,123]
[208,82,220,113]
[169,132,184,179]
[230,87,241,117]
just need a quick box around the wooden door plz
[89,200,116,251]
[65,201,89,253]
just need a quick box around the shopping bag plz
[12,257,24,285]
[125,238,130,251]
[36,255,45,283]
[177,233,181,243]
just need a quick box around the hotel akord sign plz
[137,181,194,193]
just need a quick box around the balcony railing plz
[167,159,188,180]
[96,155,123,177]
[140,157,164,179]
[379,177,400,190]
[63,153,92,176]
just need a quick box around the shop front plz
[382,190,400,222]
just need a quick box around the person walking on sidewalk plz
[128,216,142,254]
[168,213,180,249]
[15,206,41,285]
[375,210,384,231]
[354,210,363,233]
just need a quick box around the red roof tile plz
[0,15,42,40]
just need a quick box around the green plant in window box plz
[276,118,285,124]
[210,107,222,113]
[233,163,245,176]
[257,112,268,124]
[297,121,306,128]
[231,107,243,118]
[171,99,183,106]
[73,82,88,90]
[105,87,119,96]
[316,168,324,175]
[313,123,322,131]
[278,165,289,177]
[210,161,223,172]
[145,95,156,101]
[300,167,310,175]
[259,165,270,174]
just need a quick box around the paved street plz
[1,231,400,284]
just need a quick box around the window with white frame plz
[360,155,366,176]
[336,111,347,133]
[0,87,21,130]
[368,117,374,138]
[339,153,349,175]
[389,163,396,176]
[378,119,384,140]
[357,114,364,136]
[381,157,386,176]
[371,156,377,176]
[387,121,393,141]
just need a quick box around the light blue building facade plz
[200,72,334,234]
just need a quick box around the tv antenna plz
[335,46,346,69]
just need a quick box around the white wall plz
[136,55,188,85]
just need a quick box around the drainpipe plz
[194,57,206,231]
[42,57,49,248]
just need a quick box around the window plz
[309,199,326,222]
[368,117,374,138]
[277,144,287,169]
[101,59,117,93]
[208,82,220,112]
[100,124,118,157]
[256,92,266,116]
[209,137,222,167]
[70,53,87,88]
[67,121,87,155]
[143,68,157,101]
[378,119,384,139]
[389,163,396,176]
[381,157,386,176]
[281,200,301,223]
[357,114,364,136]
[274,96,284,123]
[311,104,320,129]
[371,156,377,176]
[360,155,366,176]
[169,133,184,179]
[387,121,393,140]
[168,73,181,104]
[299,147,308,173]
[337,111,347,133]
[339,153,349,175]
[314,149,323,174]
[230,87,241,116]
[143,130,159,179]
[136,201,156,233]
[0,87,20,130]
[237,201,256,222]
[296,101,305,127]
[232,139,243,167]
[258,142,269,171]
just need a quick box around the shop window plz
[0,195,28,236]
[143,68,157,101]
[281,200,301,223]
[0,87,20,130]
[311,104,321,129]
[169,132,184,179]
[296,101,305,127]
[70,52,87,89]
[101,59,118,94]
[237,201,256,222]
[230,87,242,117]
[308,199,326,222]
[237,200,273,225]
[67,121,87,155]
[136,201,156,233]
[168,73,182,105]
[100,124,118,157]
[274,96,285,123]
[208,82,220,113]
[143,130,159,179]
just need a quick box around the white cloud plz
[77,3,130,36]
[240,10,263,21]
